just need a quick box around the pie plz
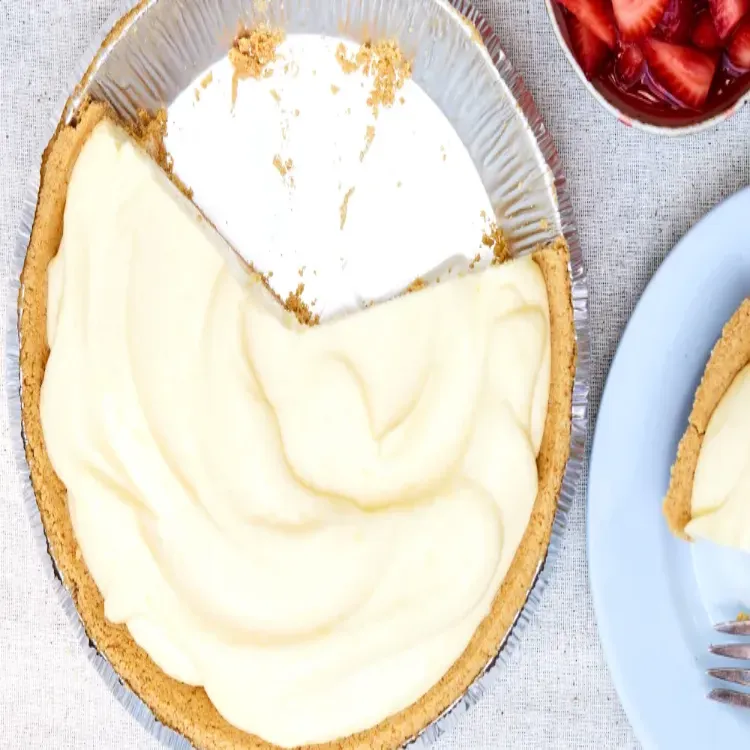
[664,299,750,549]
[19,98,576,749]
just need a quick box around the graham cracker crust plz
[18,103,576,750]
[664,300,750,539]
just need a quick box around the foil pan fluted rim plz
[5,0,589,747]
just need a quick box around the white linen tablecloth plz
[2,0,748,747]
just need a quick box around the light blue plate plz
[588,186,750,750]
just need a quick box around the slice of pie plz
[19,100,576,749]
[664,299,750,547]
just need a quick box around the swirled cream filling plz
[688,365,750,550]
[41,120,550,747]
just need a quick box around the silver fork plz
[708,619,750,708]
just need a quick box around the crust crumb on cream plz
[272,154,293,176]
[335,40,412,117]
[229,24,284,106]
[339,186,355,230]
[483,222,511,265]
[359,125,375,162]
[131,108,193,200]
[283,283,319,326]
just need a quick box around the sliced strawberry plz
[558,0,618,47]
[654,0,694,43]
[569,14,613,76]
[642,38,718,108]
[615,43,646,85]
[612,0,670,40]
[709,0,750,39]
[728,18,750,68]
[691,11,722,49]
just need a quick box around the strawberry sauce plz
[553,0,750,126]
[596,46,750,124]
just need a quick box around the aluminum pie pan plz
[5,0,590,746]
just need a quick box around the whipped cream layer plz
[688,365,750,550]
[41,120,551,747]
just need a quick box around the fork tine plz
[708,668,750,686]
[715,620,750,636]
[709,643,750,659]
[709,688,750,708]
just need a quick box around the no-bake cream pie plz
[665,300,750,549]
[19,99,575,749]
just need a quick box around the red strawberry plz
[709,0,750,39]
[654,0,694,43]
[612,0,670,40]
[728,18,750,68]
[691,11,722,49]
[616,43,646,85]
[569,14,612,76]
[642,38,718,108]
[558,0,618,47]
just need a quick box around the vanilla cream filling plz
[41,120,551,747]
[688,365,750,550]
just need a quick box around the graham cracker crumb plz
[331,84,340,94]
[272,154,293,177]
[284,283,319,325]
[483,222,511,265]
[134,108,169,165]
[293,108,300,117]
[194,88,201,102]
[200,71,213,89]
[359,125,375,162]
[406,277,426,293]
[335,40,412,117]
[738,612,750,622]
[335,43,359,74]
[540,218,550,231]
[229,24,284,106]
[340,186,355,230]
[298,266,305,277]
[132,109,193,200]
[469,253,481,270]
[269,88,281,102]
